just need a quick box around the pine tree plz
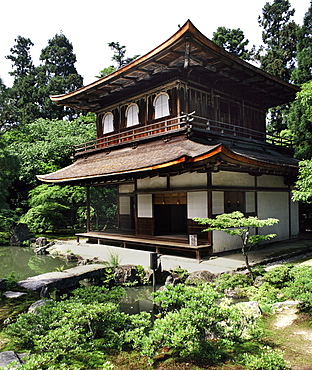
[291,4,312,85]
[258,0,300,134]
[212,27,255,60]
[258,0,299,82]
[5,36,39,125]
[38,33,83,120]
[97,42,139,78]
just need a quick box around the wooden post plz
[86,186,91,232]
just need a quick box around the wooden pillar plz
[86,186,91,232]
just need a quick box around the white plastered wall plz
[290,198,299,238]
[137,176,167,190]
[212,171,255,187]
[257,174,288,188]
[171,172,207,188]
[119,183,135,193]
[257,192,289,241]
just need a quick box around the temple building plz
[38,21,300,260]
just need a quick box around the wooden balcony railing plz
[74,115,186,155]
[74,113,293,155]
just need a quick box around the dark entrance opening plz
[154,204,187,235]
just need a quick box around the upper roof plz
[51,20,300,112]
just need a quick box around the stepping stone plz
[0,351,23,368]
[3,291,27,299]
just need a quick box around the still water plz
[0,245,76,281]
[0,245,156,315]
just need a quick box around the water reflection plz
[0,246,76,280]
[120,285,160,314]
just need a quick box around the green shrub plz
[241,346,290,369]
[6,290,129,351]
[68,285,125,304]
[284,265,312,311]
[264,265,294,288]
[127,284,260,362]
[247,282,282,305]
[215,272,252,292]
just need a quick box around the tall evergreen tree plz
[291,4,312,85]
[6,36,34,77]
[37,33,83,120]
[0,134,19,208]
[258,0,300,134]
[97,42,139,78]
[258,0,299,82]
[287,80,312,159]
[212,27,255,60]
[5,36,38,125]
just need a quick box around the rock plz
[186,270,221,284]
[36,237,47,247]
[65,253,80,262]
[0,351,23,368]
[3,291,27,299]
[28,299,53,314]
[157,274,182,291]
[10,223,29,246]
[236,301,262,317]
[35,241,54,255]
[253,275,265,287]
[115,265,139,284]
[224,287,246,299]
[272,300,300,312]
[18,264,106,292]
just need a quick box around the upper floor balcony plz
[74,113,293,157]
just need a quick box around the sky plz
[1,0,310,88]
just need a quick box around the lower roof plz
[37,136,298,185]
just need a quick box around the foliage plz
[257,0,300,133]
[20,184,86,233]
[5,285,128,369]
[89,186,118,231]
[4,117,95,187]
[287,80,312,159]
[292,160,312,204]
[127,284,260,362]
[0,136,19,209]
[2,116,95,217]
[264,264,293,288]
[97,42,139,78]
[257,0,299,82]
[194,211,279,278]
[3,33,83,127]
[241,346,290,370]
[283,265,312,311]
[291,4,312,85]
[247,282,282,306]
[212,26,255,60]
[37,33,83,120]
[215,272,252,291]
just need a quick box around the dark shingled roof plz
[37,136,298,185]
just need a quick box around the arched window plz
[154,93,170,119]
[103,112,114,134]
[126,104,139,127]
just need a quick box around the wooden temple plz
[38,20,300,260]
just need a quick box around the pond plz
[0,245,76,281]
[120,285,157,314]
